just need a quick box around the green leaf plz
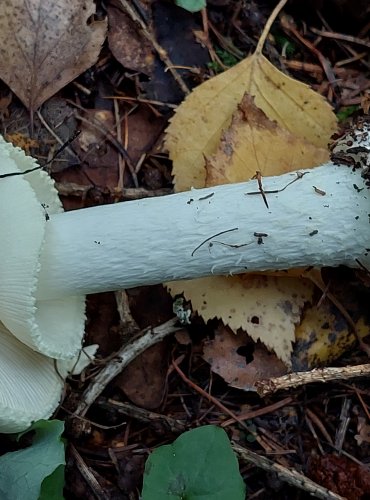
[0,420,65,500]
[142,425,246,499]
[175,0,206,13]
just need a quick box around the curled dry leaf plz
[0,0,107,111]
[203,325,287,391]
[107,4,154,75]
[168,275,313,366]
[206,94,329,185]
[166,41,337,191]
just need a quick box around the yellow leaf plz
[168,275,314,366]
[206,94,329,186]
[166,43,336,192]
[166,1,339,366]
[293,278,370,369]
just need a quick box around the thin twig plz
[233,444,345,500]
[171,358,251,432]
[36,110,78,159]
[97,397,186,434]
[70,444,110,500]
[74,112,139,188]
[113,99,125,192]
[256,364,370,396]
[221,397,293,427]
[74,318,180,417]
[117,0,190,95]
[310,28,370,50]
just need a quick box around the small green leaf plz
[336,105,359,122]
[175,0,206,13]
[0,420,65,500]
[142,425,246,500]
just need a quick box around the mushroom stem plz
[36,162,370,300]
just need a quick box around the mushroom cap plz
[0,136,86,359]
[0,320,63,433]
[0,320,97,433]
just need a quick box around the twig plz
[256,364,370,396]
[310,28,370,50]
[106,95,177,109]
[70,444,110,500]
[171,358,251,432]
[74,318,180,416]
[97,397,186,434]
[221,397,293,427]
[36,110,78,159]
[233,444,345,500]
[74,112,139,188]
[334,397,351,451]
[113,99,125,192]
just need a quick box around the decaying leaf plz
[108,4,154,75]
[0,0,107,111]
[166,31,337,191]
[293,285,370,370]
[168,275,313,366]
[203,325,287,390]
[206,94,329,186]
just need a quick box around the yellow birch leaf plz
[168,275,314,366]
[166,10,337,191]
[205,94,329,186]
[166,1,340,367]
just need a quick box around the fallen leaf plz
[165,0,336,187]
[168,275,313,366]
[4,133,38,154]
[165,5,339,366]
[203,325,287,390]
[206,94,329,186]
[0,0,107,111]
[293,282,370,370]
[166,33,336,191]
[108,4,154,75]
[115,341,169,410]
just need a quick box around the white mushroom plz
[0,136,86,359]
[0,320,96,433]
[36,122,370,300]
[0,120,369,432]
[0,137,93,433]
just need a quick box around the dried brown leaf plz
[203,325,287,391]
[107,4,154,75]
[0,0,107,111]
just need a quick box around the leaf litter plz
[1,0,370,498]
[0,0,107,111]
